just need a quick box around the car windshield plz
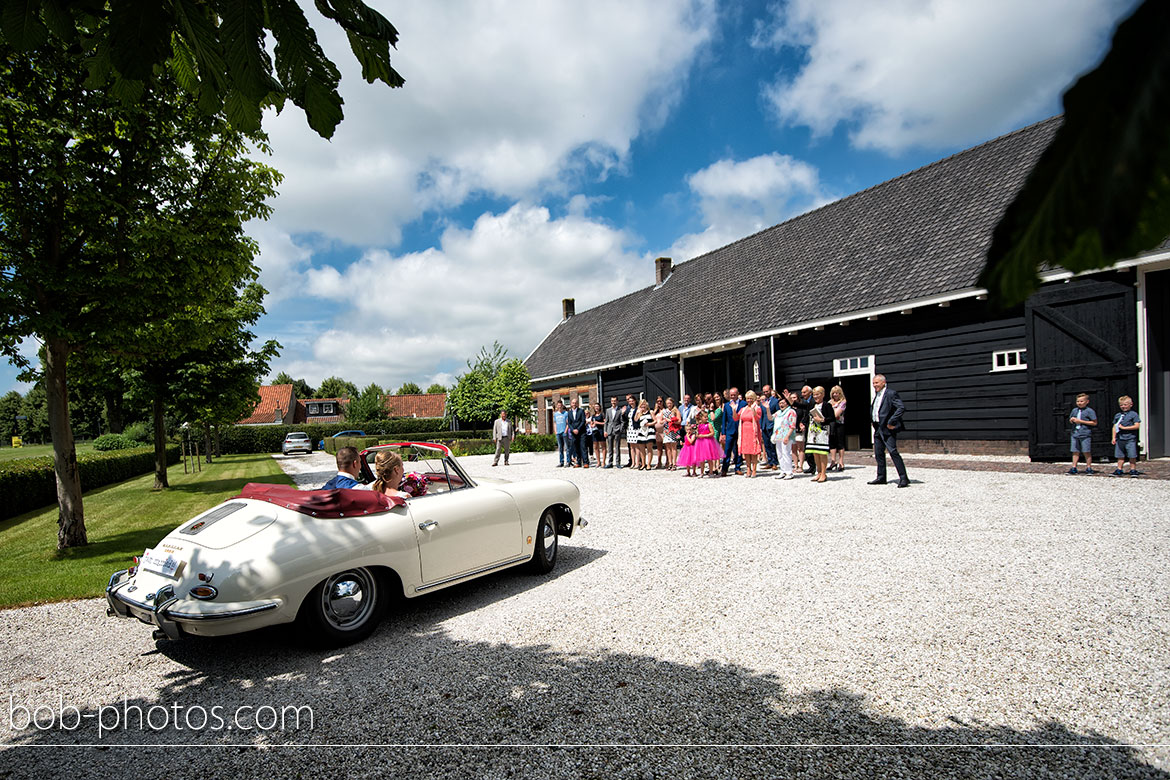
[287,434,308,440]
[360,444,474,495]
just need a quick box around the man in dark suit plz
[566,398,589,468]
[720,387,746,476]
[869,374,910,488]
[603,396,625,468]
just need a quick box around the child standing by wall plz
[1111,395,1142,476]
[1067,392,1097,474]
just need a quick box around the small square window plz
[991,348,1027,372]
[849,358,859,369]
[308,403,320,415]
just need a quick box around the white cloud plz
[753,0,1130,153]
[278,203,644,389]
[658,152,835,262]
[255,0,717,249]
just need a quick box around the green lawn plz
[0,441,96,462]
[0,453,293,608]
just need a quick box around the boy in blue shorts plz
[1067,392,1097,474]
[1111,395,1142,476]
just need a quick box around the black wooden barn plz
[525,118,1170,461]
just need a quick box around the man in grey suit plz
[868,374,910,487]
[603,396,625,468]
[491,410,514,467]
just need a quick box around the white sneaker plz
[783,473,795,480]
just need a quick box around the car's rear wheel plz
[298,567,385,646]
[527,510,558,574]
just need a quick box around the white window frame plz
[832,354,874,377]
[308,402,320,415]
[990,348,1027,373]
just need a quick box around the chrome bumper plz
[106,570,279,640]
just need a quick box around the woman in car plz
[371,450,411,500]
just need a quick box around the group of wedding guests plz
[551,384,850,481]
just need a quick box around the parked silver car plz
[281,432,312,455]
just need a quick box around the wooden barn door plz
[1025,279,1137,460]
[744,339,771,395]
[643,359,680,403]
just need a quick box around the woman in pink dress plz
[738,390,765,477]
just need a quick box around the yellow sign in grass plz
[11,436,20,448]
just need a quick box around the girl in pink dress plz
[738,390,765,477]
[677,422,700,476]
[690,402,725,476]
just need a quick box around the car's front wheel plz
[527,510,558,574]
[298,567,386,646]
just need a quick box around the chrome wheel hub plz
[321,569,376,630]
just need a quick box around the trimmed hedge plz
[321,429,493,455]
[220,419,450,454]
[0,444,181,521]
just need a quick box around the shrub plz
[0,445,180,521]
[513,434,556,453]
[93,433,136,451]
[121,421,153,444]
[448,438,493,457]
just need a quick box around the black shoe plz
[897,479,910,488]
[867,478,887,485]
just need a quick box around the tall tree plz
[0,37,278,546]
[348,382,388,422]
[317,376,358,399]
[274,371,315,400]
[981,0,1170,305]
[0,390,22,444]
[395,381,422,395]
[425,383,447,395]
[445,345,532,429]
[0,0,405,139]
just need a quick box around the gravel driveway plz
[1,451,1168,777]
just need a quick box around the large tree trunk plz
[45,338,86,549]
[153,395,169,489]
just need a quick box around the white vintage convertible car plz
[106,442,585,646]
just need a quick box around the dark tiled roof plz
[526,117,1062,379]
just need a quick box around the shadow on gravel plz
[3,544,1164,777]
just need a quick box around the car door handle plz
[418,520,438,531]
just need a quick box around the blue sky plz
[1,0,1137,396]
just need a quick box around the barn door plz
[643,359,680,403]
[744,339,771,395]
[1025,279,1137,460]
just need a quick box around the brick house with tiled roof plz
[238,384,297,426]
[526,117,1170,460]
[384,393,447,419]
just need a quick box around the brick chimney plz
[562,298,575,319]
[655,256,672,285]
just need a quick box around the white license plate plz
[140,548,183,578]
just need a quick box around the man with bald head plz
[869,374,909,488]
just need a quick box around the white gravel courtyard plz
[1,450,1167,777]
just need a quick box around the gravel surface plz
[2,451,1168,777]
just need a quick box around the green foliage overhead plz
[981,0,1170,306]
[0,0,405,139]
[396,382,422,395]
